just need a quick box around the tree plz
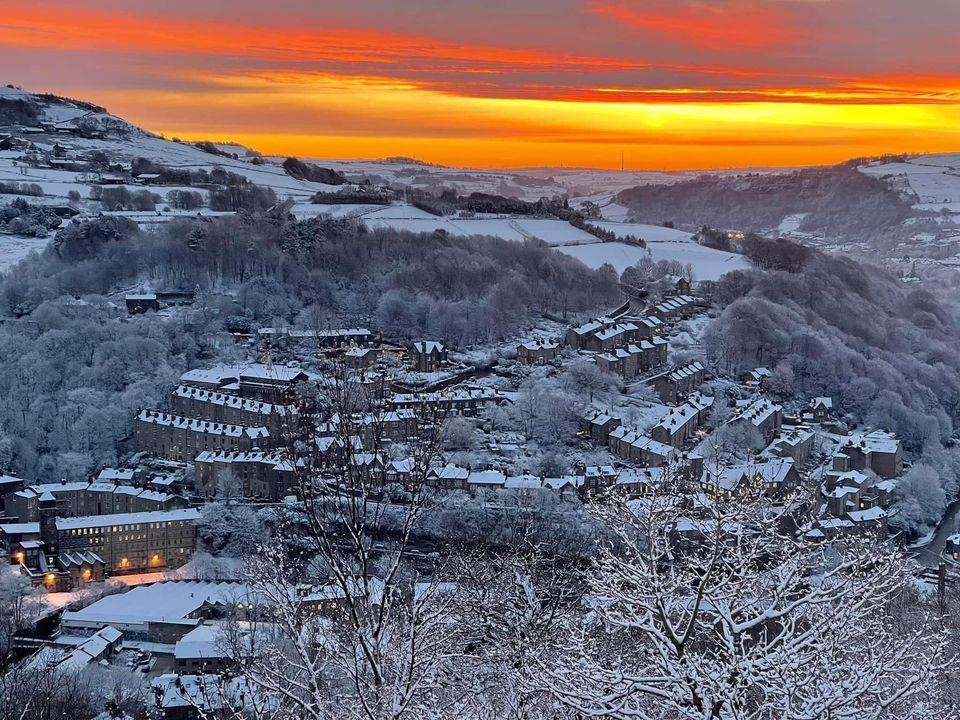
[230,361,465,720]
[561,357,620,404]
[891,463,947,537]
[198,502,265,557]
[441,415,476,450]
[0,570,40,661]
[538,476,952,720]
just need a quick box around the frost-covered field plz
[329,210,752,277]
[593,221,695,244]
[860,154,960,215]
[557,240,750,280]
[295,203,602,245]
[0,234,50,271]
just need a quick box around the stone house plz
[411,341,448,372]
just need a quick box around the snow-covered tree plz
[230,361,468,720]
[537,476,952,720]
[890,462,947,537]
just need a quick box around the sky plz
[3,0,960,170]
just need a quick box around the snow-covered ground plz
[295,203,601,245]
[592,221,696,244]
[0,234,50,271]
[557,241,751,281]
[860,154,960,217]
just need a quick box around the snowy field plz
[557,241,751,281]
[860,154,960,215]
[593,221,696,244]
[296,204,602,245]
[307,159,696,202]
[0,234,50,271]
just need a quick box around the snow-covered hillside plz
[0,86,753,280]
[860,154,960,217]
[558,240,750,281]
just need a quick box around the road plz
[911,498,960,568]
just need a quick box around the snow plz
[362,213,599,245]
[593,221,695,244]
[0,86,31,98]
[175,623,224,660]
[55,507,201,531]
[860,153,960,217]
[556,241,751,281]
[62,579,258,627]
[0,233,50,272]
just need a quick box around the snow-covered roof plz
[504,474,543,490]
[847,507,886,523]
[519,339,559,351]
[822,484,859,499]
[173,385,286,415]
[616,467,665,486]
[194,450,293,471]
[345,346,377,357]
[842,429,900,455]
[570,319,604,336]
[632,436,676,457]
[151,673,253,711]
[56,507,201,531]
[413,340,445,354]
[15,480,177,506]
[63,580,259,626]
[654,402,700,432]
[733,397,782,427]
[175,624,225,660]
[180,363,310,388]
[137,410,269,439]
[97,468,135,482]
[0,521,40,536]
[238,364,308,383]
[432,464,470,481]
[467,470,506,487]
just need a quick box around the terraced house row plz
[135,410,270,461]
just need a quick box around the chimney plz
[38,492,58,553]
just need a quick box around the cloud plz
[2,0,959,168]
[587,0,801,51]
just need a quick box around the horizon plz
[4,1,960,170]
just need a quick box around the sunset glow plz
[4,0,960,169]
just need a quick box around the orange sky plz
[3,0,959,169]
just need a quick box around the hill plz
[614,162,927,245]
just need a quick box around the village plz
[0,262,934,718]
